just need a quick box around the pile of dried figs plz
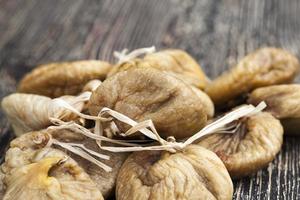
[0,47,299,200]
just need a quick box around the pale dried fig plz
[248,84,300,135]
[1,93,84,136]
[18,60,111,98]
[198,112,283,178]
[0,129,128,199]
[108,49,209,89]
[116,145,233,200]
[1,147,104,200]
[205,48,300,108]
[191,86,214,118]
[89,68,208,139]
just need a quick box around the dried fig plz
[191,86,214,118]
[248,84,300,135]
[1,93,84,136]
[89,68,208,139]
[198,112,283,178]
[1,147,104,200]
[108,49,209,89]
[0,129,128,199]
[18,60,111,98]
[205,48,300,108]
[116,145,233,200]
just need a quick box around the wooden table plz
[0,0,299,199]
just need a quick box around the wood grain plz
[0,0,299,199]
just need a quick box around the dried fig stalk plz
[116,145,233,200]
[18,60,111,98]
[89,67,208,139]
[248,84,300,135]
[0,129,128,199]
[109,49,209,89]
[1,146,104,200]
[205,47,300,108]
[198,112,283,178]
[1,93,85,136]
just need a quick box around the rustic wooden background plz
[0,0,299,199]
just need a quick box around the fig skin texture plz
[198,112,283,178]
[205,47,300,108]
[108,49,209,89]
[18,60,111,98]
[89,67,208,139]
[1,93,84,136]
[0,138,104,200]
[191,86,215,118]
[248,84,300,135]
[0,130,128,199]
[116,145,233,200]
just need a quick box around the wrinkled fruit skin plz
[116,145,233,200]
[108,49,209,89]
[1,93,84,136]
[0,134,104,200]
[18,60,111,98]
[248,84,300,135]
[198,112,283,178]
[89,68,208,139]
[0,130,128,199]
[205,48,300,108]
[191,87,214,118]
[71,138,128,199]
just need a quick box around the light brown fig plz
[89,68,208,139]
[248,84,300,135]
[1,93,84,136]
[108,49,209,89]
[198,112,283,178]
[18,60,111,98]
[205,47,300,108]
[1,147,104,200]
[116,145,233,200]
[191,86,215,118]
[0,130,128,199]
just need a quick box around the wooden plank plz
[0,0,299,199]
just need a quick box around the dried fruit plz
[18,60,111,98]
[1,147,103,200]
[191,86,214,118]
[198,112,283,178]
[116,145,233,200]
[89,68,208,139]
[248,84,300,135]
[108,49,209,89]
[0,130,128,199]
[1,93,85,136]
[205,48,300,108]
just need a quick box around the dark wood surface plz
[0,0,299,199]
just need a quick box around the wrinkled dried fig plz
[191,86,214,118]
[0,129,128,199]
[198,112,283,178]
[1,93,84,136]
[18,60,111,98]
[116,145,233,200]
[1,147,104,200]
[89,68,208,139]
[205,48,300,108]
[108,49,209,89]
[248,84,300,135]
